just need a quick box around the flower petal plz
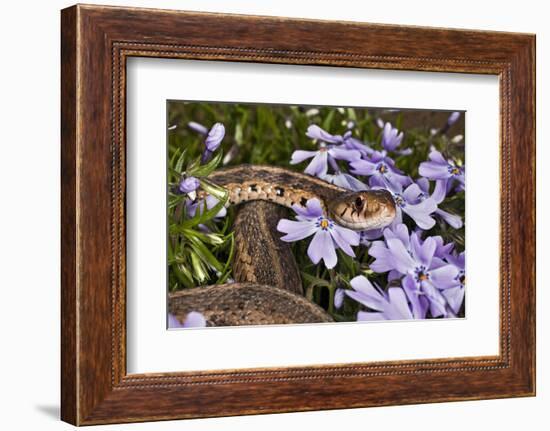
[306,124,342,143]
[188,121,208,135]
[368,243,395,273]
[205,195,227,218]
[205,123,225,151]
[402,198,437,230]
[411,234,436,268]
[393,223,410,247]
[277,219,318,242]
[436,209,463,229]
[290,150,318,164]
[344,137,374,156]
[430,264,460,289]
[168,313,184,328]
[418,161,451,180]
[422,282,448,317]
[308,229,337,268]
[183,311,207,328]
[325,173,368,191]
[416,177,430,194]
[429,150,447,164]
[328,146,361,162]
[386,238,416,274]
[441,286,465,314]
[332,224,359,246]
[292,198,324,219]
[431,179,448,203]
[350,158,377,176]
[385,288,414,320]
[179,176,200,194]
[348,276,387,311]
[402,274,428,319]
[403,183,423,203]
[334,288,345,309]
[304,151,328,177]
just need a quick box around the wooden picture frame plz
[61,4,536,425]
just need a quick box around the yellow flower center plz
[320,219,330,229]
[451,167,460,175]
[418,273,429,281]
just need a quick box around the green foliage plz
[167,143,233,291]
[167,101,465,320]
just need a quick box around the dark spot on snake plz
[339,207,348,217]
[355,197,364,209]
[275,187,285,196]
[249,184,258,192]
[300,197,308,207]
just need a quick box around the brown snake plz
[169,165,396,327]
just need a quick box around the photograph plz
[166,101,466,328]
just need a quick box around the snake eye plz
[355,197,363,209]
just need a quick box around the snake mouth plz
[331,209,395,231]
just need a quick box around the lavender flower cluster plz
[277,114,465,320]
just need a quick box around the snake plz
[168,165,396,327]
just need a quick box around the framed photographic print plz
[61,4,536,425]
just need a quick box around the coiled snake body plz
[169,165,396,327]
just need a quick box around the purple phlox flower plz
[359,228,384,246]
[306,124,373,156]
[188,121,209,135]
[369,223,412,282]
[380,121,410,155]
[186,194,227,219]
[447,111,461,127]
[350,151,410,189]
[415,177,463,229]
[290,145,356,177]
[276,198,359,269]
[437,112,461,135]
[188,121,225,152]
[342,135,375,157]
[168,311,207,329]
[440,251,465,314]
[368,224,460,318]
[432,234,455,261]
[419,150,465,190]
[189,121,225,163]
[346,275,414,321]
[321,172,368,191]
[290,142,361,179]
[204,123,225,152]
[334,288,345,309]
[179,176,200,194]
[306,124,344,144]
[384,180,438,230]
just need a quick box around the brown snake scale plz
[169,165,396,327]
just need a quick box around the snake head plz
[328,189,396,231]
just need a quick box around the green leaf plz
[188,236,224,273]
[187,151,223,177]
[190,251,209,283]
[174,148,187,174]
[200,179,228,201]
